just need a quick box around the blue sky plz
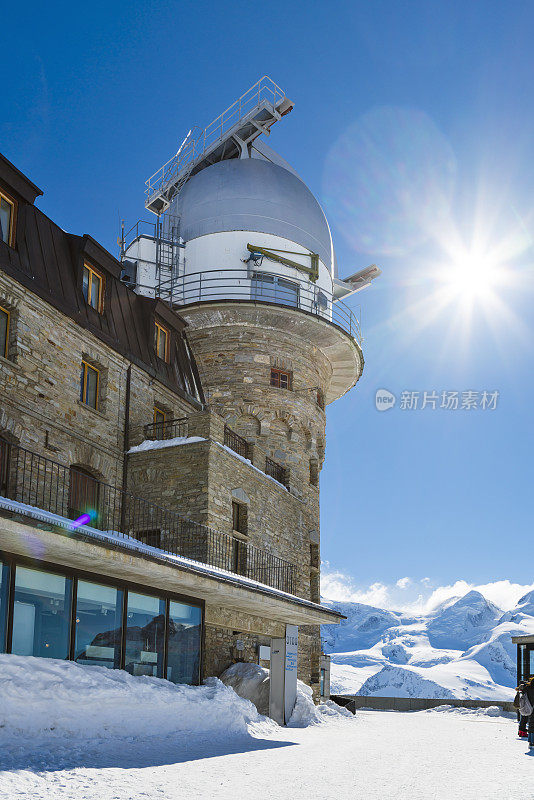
[2,0,533,604]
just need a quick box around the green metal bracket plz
[246,244,320,283]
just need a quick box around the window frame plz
[0,189,16,248]
[80,360,100,410]
[0,551,204,684]
[232,500,247,536]
[82,263,105,313]
[0,305,10,359]
[153,406,166,425]
[270,368,292,390]
[155,321,170,363]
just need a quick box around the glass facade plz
[74,580,123,668]
[12,566,72,659]
[124,592,166,678]
[0,558,202,684]
[167,600,202,685]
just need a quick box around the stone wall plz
[0,272,198,487]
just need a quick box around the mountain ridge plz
[322,590,534,699]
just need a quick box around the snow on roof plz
[0,496,340,618]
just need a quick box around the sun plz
[438,248,504,304]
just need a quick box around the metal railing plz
[0,443,296,595]
[144,417,188,441]
[224,425,251,460]
[145,76,286,206]
[265,457,288,489]
[159,269,362,345]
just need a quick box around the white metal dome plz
[170,158,335,276]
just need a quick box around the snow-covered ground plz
[0,657,531,800]
[322,589,534,699]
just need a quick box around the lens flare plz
[71,510,97,530]
[323,106,457,256]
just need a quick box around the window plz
[167,601,202,685]
[153,406,166,438]
[80,360,99,409]
[124,591,166,678]
[154,407,166,426]
[69,466,101,520]
[232,539,247,576]
[251,271,299,308]
[0,555,203,684]
[316,389,325,410]
[310,460,319,487]
[0,306,9,359]
[11,566,72,659]
[232,500,247,535]
[74,580,123,669]
[270,368,292,390]
[155,322,169,362]
[82,263,104,312]
[0,436,10,496]
[0,191,15,247]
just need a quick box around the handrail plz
[1,443,297,595]
[144,417,188,441]
[145,77,287,206]
[265,457,289,489]
[223,425,251,460]
[156,268,362,345]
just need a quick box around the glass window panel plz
[82,266,90,303]
[166,601,201,685]
[12,566,72,659]
[85,365,98,409]
[0,197,12,244]
[0,560,9,653]
[124,591,165,678]
[0,308,8,358]
[156,326,167,360]
[74,580,122,668]
[90,273,101,310]
[278,278,299,308]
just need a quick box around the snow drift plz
[0,654,276,745]
[219,662,352,726]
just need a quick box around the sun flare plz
[440,250,504,302]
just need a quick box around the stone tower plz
[125,78,378,693]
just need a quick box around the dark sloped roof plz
[0,155,204,406]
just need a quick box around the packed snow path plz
[1,709,532,800]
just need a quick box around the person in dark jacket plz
[527,677,534,748]
[514,682,529,738]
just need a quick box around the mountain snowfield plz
[322,589,534,699]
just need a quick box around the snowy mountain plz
[322,590,534,700]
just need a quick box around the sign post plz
[269,625,298,725]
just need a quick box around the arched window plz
[68,466,100,521]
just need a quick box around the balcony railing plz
[143,417,188,441]
[152,268,362,345]
[0,443,296,595]
[265,457,289,489]
[223,425,251,460]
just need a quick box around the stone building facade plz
[0,152,345,710]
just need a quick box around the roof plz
[512,635,534,644]
[0,154,204,406]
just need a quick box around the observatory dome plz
[172,158,335,275]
